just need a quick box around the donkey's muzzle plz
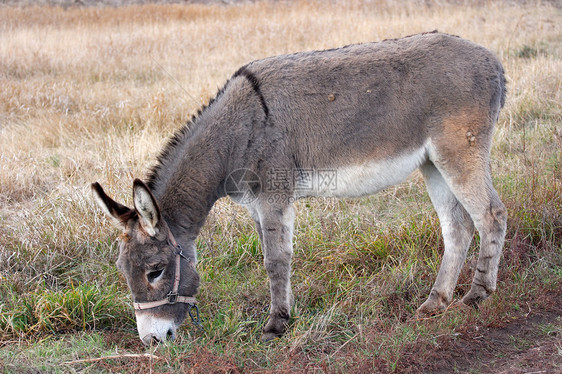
[136,312,177,346]
[141,328,176,346]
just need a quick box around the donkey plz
[92,31,507,345]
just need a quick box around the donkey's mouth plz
[135,312,178,346]
[140,327,177,346]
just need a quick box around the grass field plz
[0,0,561,372]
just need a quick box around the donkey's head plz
[91,179,200,346]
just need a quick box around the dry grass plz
[0,0,561,372]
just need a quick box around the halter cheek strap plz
[133,232,197,311]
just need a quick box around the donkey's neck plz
[148,123,228,241]
[148,120,228,248]
[146,75,267,244]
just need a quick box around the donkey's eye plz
[147,269,164,283]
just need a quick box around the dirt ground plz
[398,298,562,374]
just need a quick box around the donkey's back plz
[234,31,505,198]
[236,32,505,167]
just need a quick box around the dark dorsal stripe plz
[233,66,269,119]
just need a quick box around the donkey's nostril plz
[167,328,176,341]
[141,334,161,346]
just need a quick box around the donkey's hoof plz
[416,300,446,318]
[261,314,289,342]
[462,287,491,307]
[416,290,449,318]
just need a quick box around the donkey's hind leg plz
[430,146,507,308]
[446,176,507,306]
[459,182,507,306]
[417,162,475,316]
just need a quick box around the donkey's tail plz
[499,65,507,109]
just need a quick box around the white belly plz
[294,144,428,198]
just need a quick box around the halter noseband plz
[133,232,197,311]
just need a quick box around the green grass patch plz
[0,283,133,339]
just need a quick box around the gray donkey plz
[92,31,507,345]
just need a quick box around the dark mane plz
[145,75,236,191]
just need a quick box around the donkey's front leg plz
[257,202,295,341]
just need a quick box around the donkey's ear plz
[91,182,133,228]
[132,179,161,237]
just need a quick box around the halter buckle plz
[167,291,178,304]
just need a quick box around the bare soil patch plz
[398,295,562,373]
